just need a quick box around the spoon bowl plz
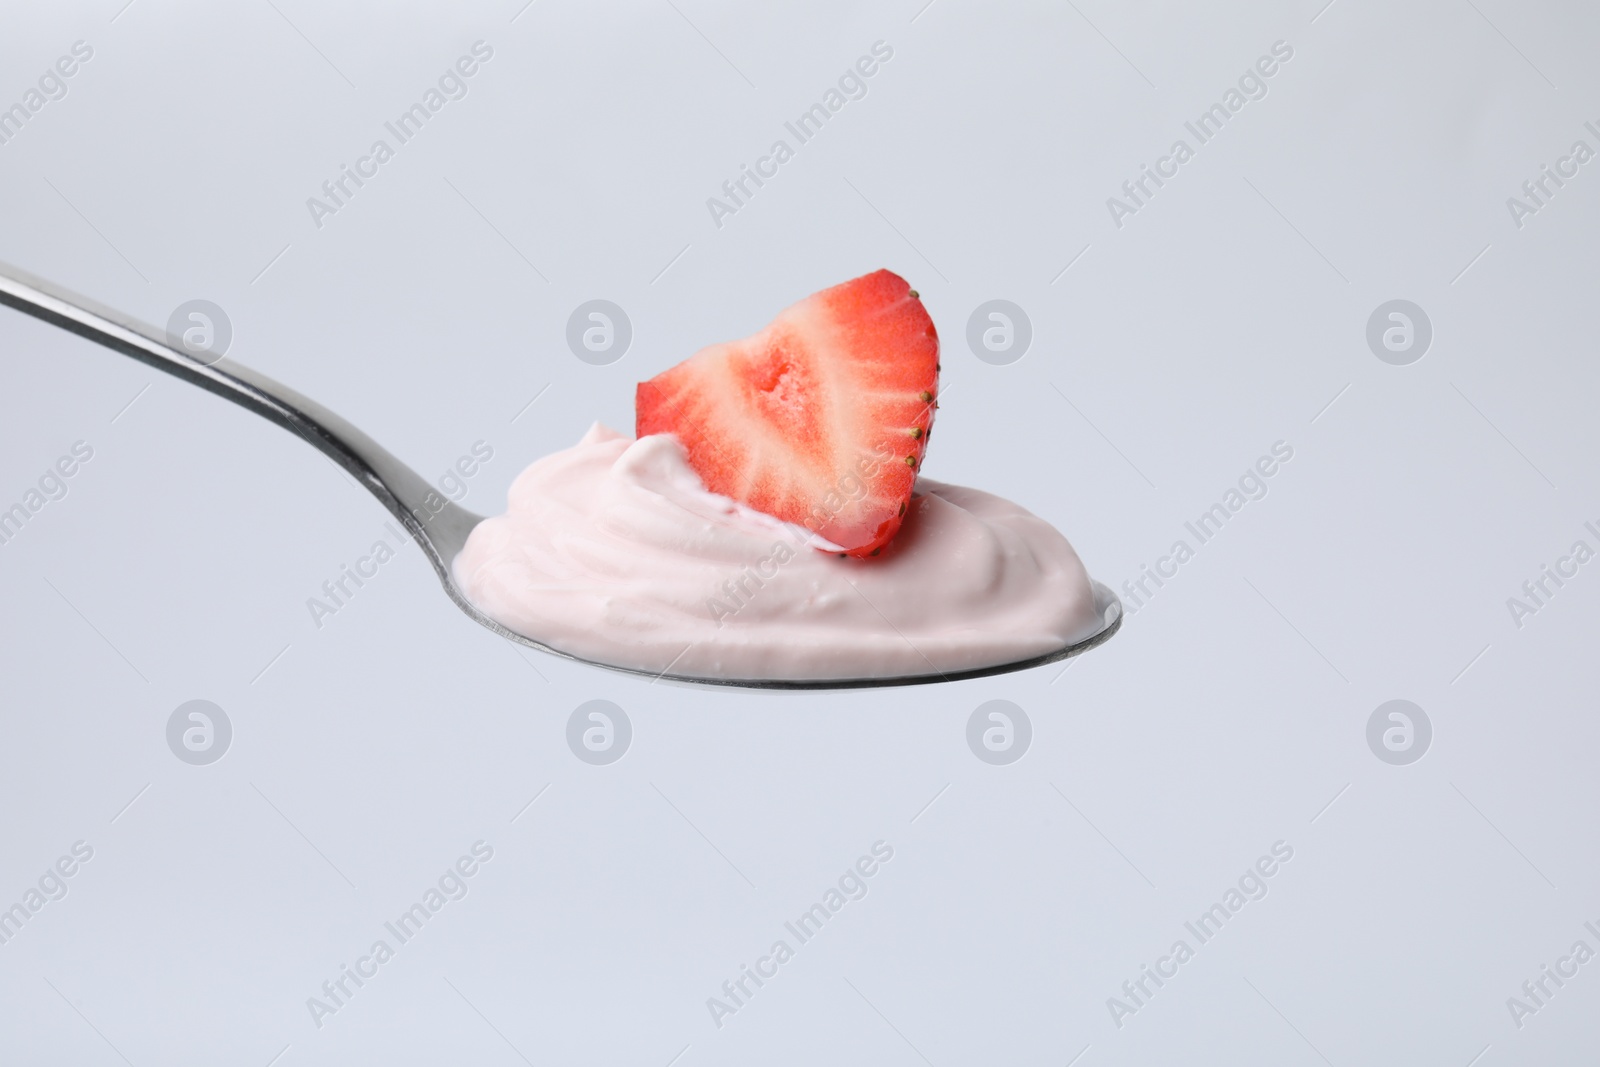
[0,263,1120,689]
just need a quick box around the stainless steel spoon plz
[0,263,1121,689]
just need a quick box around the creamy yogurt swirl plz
[452,424,1104,681]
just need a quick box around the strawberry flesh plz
[636,269,939,557]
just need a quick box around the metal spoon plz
[0,263,1120,689]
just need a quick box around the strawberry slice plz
[636,269,939,557]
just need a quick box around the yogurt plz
[452,424,1105,681]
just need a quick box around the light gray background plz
[2,0,1597,1063]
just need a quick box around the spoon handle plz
[0,263,481,575]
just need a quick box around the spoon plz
[0,263,1121,689]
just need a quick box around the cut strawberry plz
[636,269,939,557]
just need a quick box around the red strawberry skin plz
[636,269,939,556]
